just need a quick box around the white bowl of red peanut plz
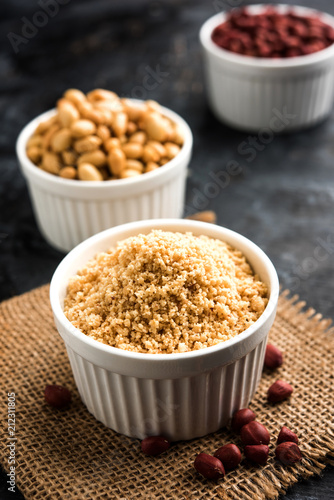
[50,218,279,441]
[16,89,193,252]
[200,4,334,131]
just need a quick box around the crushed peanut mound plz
[64,231,268,354]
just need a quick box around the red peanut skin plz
[264,344,283,369]
[231,408,256,432]
[277,426,299,444]
[44,384,71,409]
[211,7,334,59]
[267,380,293,403]
[241,421,270,445]
[244,445,269,465]
[141,436,170,456]
[194,453,225,480]
[275,442,302,465]
[214,444,242,470]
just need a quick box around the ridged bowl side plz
[26,171,186,252]
[66,337,267,441]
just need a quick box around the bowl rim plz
[50,219,279,365]
[16,100,193,191]
[200,3,334,69]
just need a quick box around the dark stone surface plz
[0,0,333,498]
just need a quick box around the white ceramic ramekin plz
[50,219,279,441]
[200,5,334,131]
[16,104,192,253]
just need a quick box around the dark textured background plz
[1,0,333,498]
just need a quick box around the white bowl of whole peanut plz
[50,219,279,441]
[16,89,193,252]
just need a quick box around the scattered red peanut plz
[212,6,334,59]
[275,442,302,465]
[194,453,225,480]
[277,426,299,445]
[244,444,269,465]
[241,421,270,446]
[44,384,72,409]
[214,443,242,471]
[231,408,256,432]
[141,436,170,456]
[264,344,283,369]
[267,380,293,403]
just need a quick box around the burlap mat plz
[0,285,333,500]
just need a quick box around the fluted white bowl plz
[50,219,279,441]
[16,103,192,252]
[200,4,334,131]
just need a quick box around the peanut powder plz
[63,230,268,354]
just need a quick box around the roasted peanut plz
[172,124,185,145]
[147,140,166,158]
[42,151,62,175]
[77,150,107,168]
[62,150,77,165]
[57,99,80,127]
[87,88,118,102]
[145,161,159,173]
[27,135,43,148]
[159,157,169,166]
[27,88,184,182]
[165,142,181,159]
[113,112,128,137]
[144,111,168,142]
[129,131,147,144]
[121,98,146,121]
[104,137,121,152]
[142,144,160,163]
[71,119,96,138]
[78,162,103,181]
[108,148,126,176]
[42,123,60,150]
[122,142,143,159]
[127,121,137,135]
[27,146,42,164]
[125,160,144,173]
[51,128,72,153]
[96,124,111,142]
[34,115,58,135]
[74,135,102,154]
[120,168,141,179]
[64,88,86,106]
[60,166,77,179]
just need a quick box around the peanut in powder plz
[64,231,268,354]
